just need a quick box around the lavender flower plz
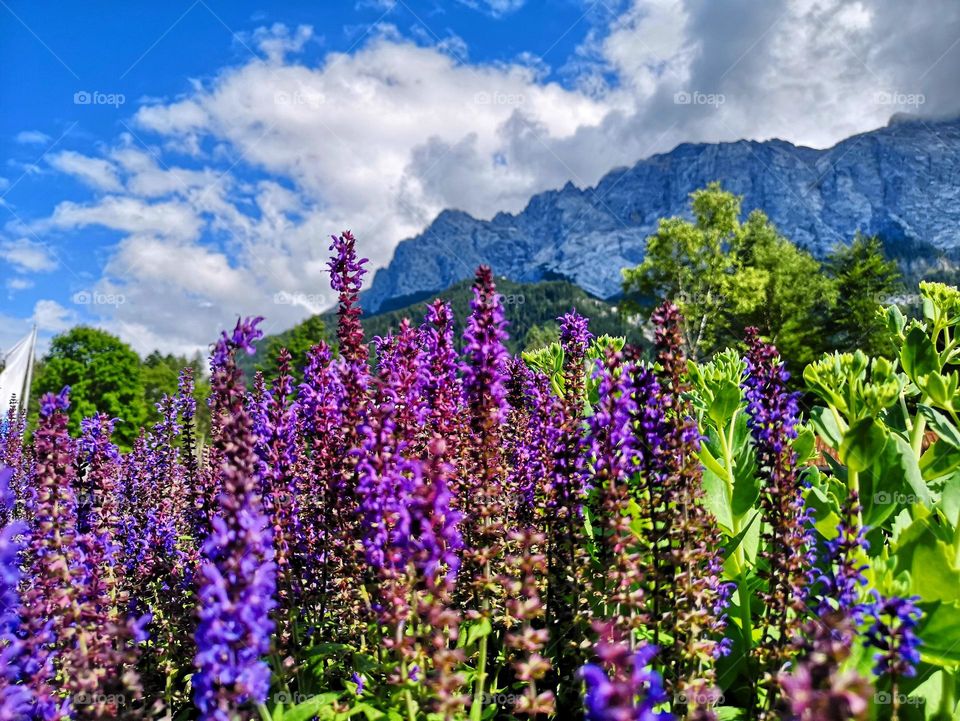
[328,230,369,366]
[21,388,79,720]
[420,300,465,450]
[460,266,510,585]
[743,328,813,677]
[778,612,872,721]
[194,318,276,721]
[559,310,592,408]
[0,466,31,719]
[817,495,869,622]
[581,626,672,721]
[375,319,429,448]
[865,593,922,679]
[253,348,303,622]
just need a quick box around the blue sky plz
[2,0,958,355]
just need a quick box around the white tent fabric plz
[0,328,36,417]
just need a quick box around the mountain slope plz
[364,115,960,313]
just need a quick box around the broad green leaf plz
[809,406,843,449]
[917,601,960,666]
[730,463,761,519]
[889,435,934,508]
[804,485,842,540]
[283,693,341,721]
[919,441,960,480]
[839,416,887,473]
[919,404,960,447]
[701,465,733,532]
[941,473,960,527]
[708,381,742,426]
[348,703,385,720]
[714,708,746,720]
[721,511,760,563]
[859,435,931,527]
[901,325,940,382]
[793,426,816,464]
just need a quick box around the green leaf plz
[919,404,960,448]
[901,325,940,382]
[804,484,842,540]
[793,426,816,465]
[839,416,888,473]
[917,601,960,666]
[348,703,386,720]
[809,406,843,449]
[283,693,341,721]
[721,511,760,563]
[919,441,960,481]
[714,709,746,721]
[464,617,492,647]
[889,435,934,509]
[701,465,733,532]
[731,461,761,518]
[698,442,731,482]
[708,380,742,426]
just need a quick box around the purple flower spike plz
[212,317,264,368]
[0,466,31,718]
[865,593,922,679]
[328,230,369,365]
[39,386,70,418]
[581,626,672,721]
[194,319,276,720]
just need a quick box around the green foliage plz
[622,183,904,375]
[621,182,738,358]
[32,326,148,447]
[29,329,211,448]
[256,315,332,384]
[823,233,904,358]
[522,321,559,352]
[141,350,212,439]
[801,281,960,713]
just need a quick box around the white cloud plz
[249,23,315,62]
[456,0,526,18]
[48,151,123,192]
[15,130,52,145]
[0,239,58,273]
[24,7,960,354]
[5,277,34,292]
[32,300,75,333]
[39,196,203,241]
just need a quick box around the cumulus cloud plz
[0,239,58,273]
[23,5,960,354]
[32,299,76,333]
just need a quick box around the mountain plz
[242,278,641,377]
[364,115,960,314]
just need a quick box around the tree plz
[141,350,212,440]
[622,182,834,365]
[823,233,902,358]
[32,327,147,447]
[622,182,738,358]
[720,210,836,371]
[523,322,559,352]
[256,315,331,384]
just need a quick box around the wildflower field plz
[2,231,960,721]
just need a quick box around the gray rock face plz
[364,116,960,313]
